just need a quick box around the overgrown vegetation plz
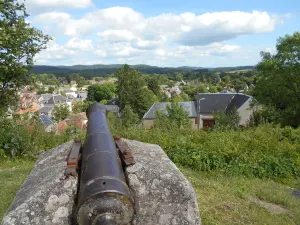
[108,118,300,181]
[0,114,79,159]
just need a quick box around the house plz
[64,90,77,98]
[141,93,254,129]
[39,106,54,117]
[39,94,54,104]
[77,91,87,101]
[142,101,198,129]
[15,102,41,116]
[40,114,56,132]
[197,93,253,128]
[56,113,88,134]
[43,95,72,111]
[19,95,39,108]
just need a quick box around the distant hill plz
[30,64,255,78]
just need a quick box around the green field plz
[1,159,299,224]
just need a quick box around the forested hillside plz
[30,64,254,78]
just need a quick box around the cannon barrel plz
[77,103,134,225]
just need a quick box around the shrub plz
[0,116,76,159]
[109,122,300,180]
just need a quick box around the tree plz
[76,76,86,88]
[166,103,191,128]
[73,101,88,114]
[175,73,183,81]
[171,94,183,103]
[121,105,139,128]
[54,104,70,121]
[213,108,240,130]
[254,32,300,127]
[0,1,50,111]
[116,65,155,118]
[147,76,161,96]
[87,83,116,102]
[48,86,55,94]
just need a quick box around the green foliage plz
[111,124,300,180]
[0,1,50,111]
[87,83,116,102]
[34,74,58,86]
[175,73,183,81]
[213,108,241,130]
[180,92,190,101]
[116,64,157,118]
[171,94,183,103]
[153,103,191,129]
[53,104,70,121]
[166,103,191,128]
[73,101,88,114]
[48,86,55,93]
[197,84,208,93]
[0,116,72,159]
[121,105,139,128]
[147,76,161,96]
[254,32,300,127]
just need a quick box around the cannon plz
[76,103,134,225]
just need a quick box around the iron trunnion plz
[76,103,134,225]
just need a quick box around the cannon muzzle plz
[77,103,134,225]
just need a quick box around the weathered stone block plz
[2,142,78,225]
[2,140,200,225]
[124,140,200,225]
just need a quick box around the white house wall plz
[237,98,253,125]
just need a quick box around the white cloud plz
[94,49,107,57]
[148,10,276,45]
[65,37,93,51]
[31,6,288,66]
[34,12,93,36]
[34,8,279,45]
[35,12,72,22]
[34,39,76,63]
[23,0,93,13]
[97,30,136,42]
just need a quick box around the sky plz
[21,0,300,67]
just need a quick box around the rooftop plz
[143,101,197,119]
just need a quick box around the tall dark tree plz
[87,83,116,102]
[0,1,50,111]
[117,65,156,117]
[147,77,160,96]
[254,32,300,127]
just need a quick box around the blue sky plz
[22,0,299,67]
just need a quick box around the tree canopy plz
[254,32,300,127]
[116,64,157,118]
[54,104,70,121]
[87,83,116,102]
[0,1,50,111]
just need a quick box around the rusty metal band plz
[82,150,119,161]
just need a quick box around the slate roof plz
[40,114,54,128]
[197,93,251,113]
[143,101,198,119]
[226,94,251,112]
[46,95,68,104]
[40,94,54,102]
[39,106,54,114]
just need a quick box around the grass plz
[0,159,34,220]
[1,159,300,225]
[182,168,300,225]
